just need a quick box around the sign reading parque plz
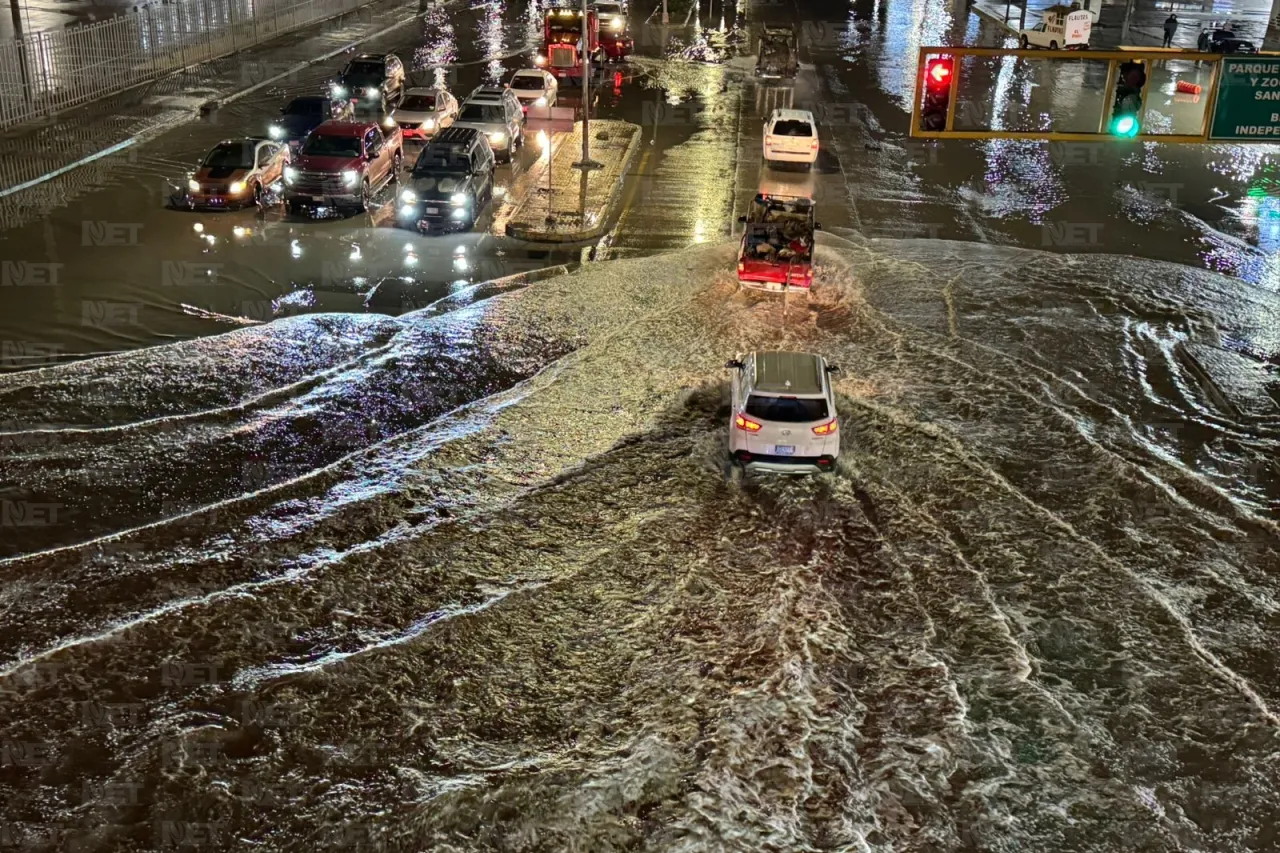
[1210,58,1280,140]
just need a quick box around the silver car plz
[451,97,524,162]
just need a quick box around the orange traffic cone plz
[1176,80,1202,95]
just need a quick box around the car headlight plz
[451,192,468,206]
[342,169,359,187]
[284,166,298,184]
[489,131,506,143]
[269,124,284,139]
[535,96,547,106]
[333,85,347,98]
[229,180,246,195]
[401,189,417,204]
[612,16,623,29]
[382,115,395,128]
[535,55,546,66]
[424,118,435,129]
[187,179,200,193]
[366,87,379,98]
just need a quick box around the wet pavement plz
[2,0,1280,850]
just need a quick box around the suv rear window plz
[745,395,827,423]
[772,120,813,136]
[459,104,505,122]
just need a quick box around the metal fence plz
[0,0,368,130]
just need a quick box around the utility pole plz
[1120,0,1135,44]
[10,0,32,106]
[662,0,668,24]
[574,0,601,170]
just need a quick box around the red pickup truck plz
[283,119,403,216]
[736,194,820,292]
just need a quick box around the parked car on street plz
[1018,7,1092,49]
[391,86,459,140]
[283,120,403,216]
[398,126,496,233]
[1198,28,1258,53]
[180,138,289,209]
[268,96,354,150]
[725,351,841,475]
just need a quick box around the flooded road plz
[3,235,1279,850]
[2,0,1280,849]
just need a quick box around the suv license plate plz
[426,206,438,214]
[774,445,794,455]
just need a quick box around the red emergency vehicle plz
[536,8,600,82]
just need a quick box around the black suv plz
[397,126,496,232]
[333,53,406,111]
[269,96,354,149]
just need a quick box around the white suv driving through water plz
[726,351,840,474]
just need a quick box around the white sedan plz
[507,69,558,113]
[389,87,458,141]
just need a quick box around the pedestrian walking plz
[1163,14,1178,48]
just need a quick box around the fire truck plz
[536,7,601,82]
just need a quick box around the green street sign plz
[1210,58,1280,140]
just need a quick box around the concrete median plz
[503,120,642,244]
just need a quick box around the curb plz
[504,125,643,244]
[0,0,454,199]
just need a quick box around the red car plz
[736,194,820,292]
[283,120,403,215]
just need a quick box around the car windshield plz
[301,134,362,156]
[345,61,384,76]
[772,120,812,136]
[511,76,545,90]
[284,99,324,115]
[459,104,504,122]
[413,146,471,175]
[202,142,255,168]
[400,94,437,111]
[745,395,828,423]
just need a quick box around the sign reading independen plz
[1210,58,1280,140]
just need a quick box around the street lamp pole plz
[574,0,601,170]
[663,0,668,24]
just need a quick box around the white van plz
[1020,8,1092,49]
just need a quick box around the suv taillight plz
[735,414,762,432]
[812,419,837,435]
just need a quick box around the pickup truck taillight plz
[737,262,744,274]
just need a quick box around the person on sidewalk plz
[1163,14,1178,48]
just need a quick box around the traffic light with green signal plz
[1110,60,1147,138]
[919,57,954,131]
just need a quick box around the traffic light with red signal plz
[919,57,954,131]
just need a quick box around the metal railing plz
[0,0,367,130]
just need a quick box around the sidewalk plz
[0,0,429,201]
[502,120,641,243]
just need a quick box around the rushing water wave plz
[1,237,1278,851]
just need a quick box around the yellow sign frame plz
[910,46,1225,143]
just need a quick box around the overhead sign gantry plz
[909,47,1280,143]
